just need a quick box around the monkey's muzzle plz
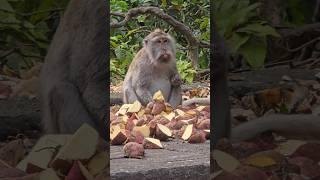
[159,53,170,62]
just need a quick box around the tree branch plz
[111,7,209,68]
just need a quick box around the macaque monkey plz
[40,0,107,139]
[123,29,182,108]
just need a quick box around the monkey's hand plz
[171,74,182,87]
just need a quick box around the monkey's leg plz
[135,87,153,106]
[47,82,99,135]
[82,78,108,139]
[123,86,140,104]
[168,86,182,108]
[42,98,58,134]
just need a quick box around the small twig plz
[196,68,210,74]
[230,60,292,73]
[110,12,126,17]
[110,7,198,45]
[291,57,317,68]
[0,74,21,82]
[286,37,320,52]
[35,146,61,153]
[264,60,292,68]
[199,41,210,48]
[18,52,44,60]
[0,48,16,60]
[308,58,320,68]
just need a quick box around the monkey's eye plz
[157,40,161,43]
[163,39,168,43]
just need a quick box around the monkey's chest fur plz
[124,63,175,105]
[149,76,172,100]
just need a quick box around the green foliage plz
[286,0,305,24]
[177,60,196,84]
[284,0,315,25]
[0,0,68,74]
[111,0,209,83]
[214,0,280,69]
[110,59,126,84]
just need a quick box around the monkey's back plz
[40,0,108,136]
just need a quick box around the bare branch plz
[286,37,320,52]
[110,12,125,17]
[199,41,210,48]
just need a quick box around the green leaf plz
[0,0,14,11]
[0,0,19,23]
[239,37,266,68]
[225,2,260,36]
[110,41,118,48]
[219,0,237,12]
[136,15,146,23]
[161,0,167,7]
[200,17,209,30]
[177,60,195,84]
[228,33,249,53]
[237,24,280,37]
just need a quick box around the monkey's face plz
[144,32,176,64]
[156,37,172,62]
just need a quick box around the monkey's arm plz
[169,65,182,87]
[231,114,320,142]
[168,85,182,108]
[167,63,182,107]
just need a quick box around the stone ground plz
[110,139,210,180]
